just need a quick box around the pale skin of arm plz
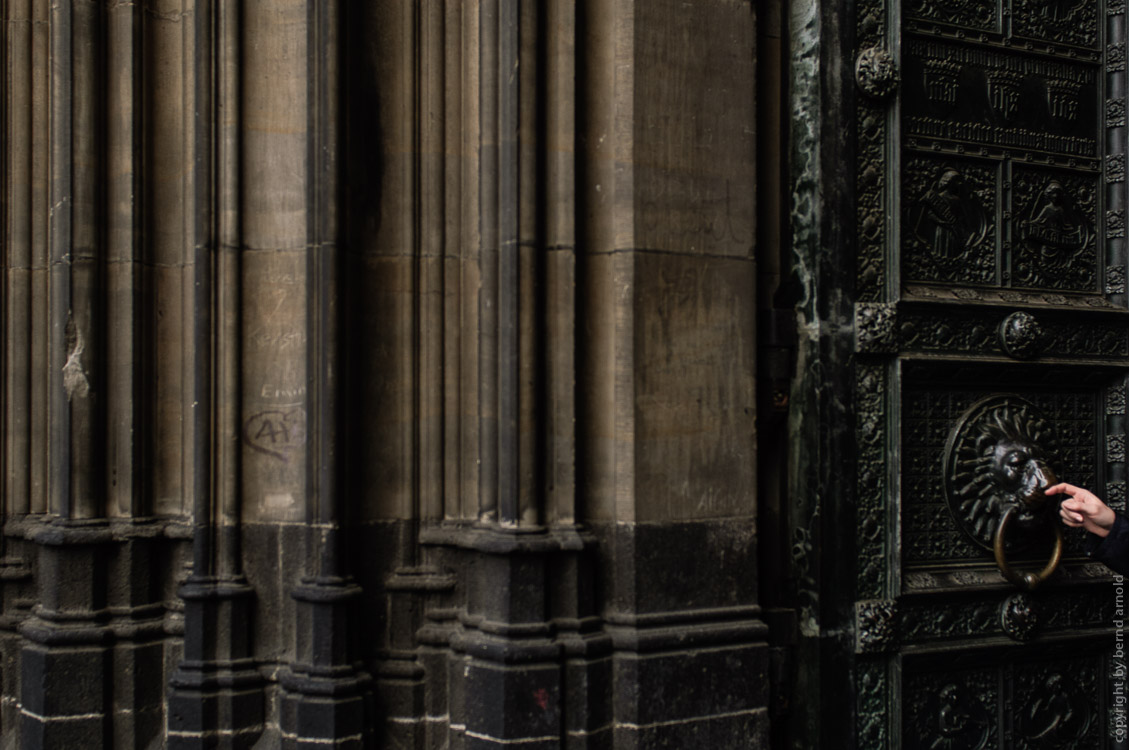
[1046,482,1117,538]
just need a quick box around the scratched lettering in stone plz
[260,383,308,399]
[248,329,305,353]
[244,407,308,463]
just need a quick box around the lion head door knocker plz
[943,396,1064,590]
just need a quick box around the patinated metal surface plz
[853,0,1129,746]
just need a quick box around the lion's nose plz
[1024,461,1057,507]
[1033,461,1056,489]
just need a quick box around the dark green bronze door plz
[849,0,1129,747]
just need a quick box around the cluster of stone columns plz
[1,1,768,748]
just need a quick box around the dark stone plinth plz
[612,707,770,749]
[561,649,613,750]
[19,523,113,749]
[20,643,109,749]
[279,692,368,749]
[428,524,605,748]
[166,579,264,749]
[278,579,373,748]
[463,658,561,741]
[359,518,770,748]
[594,519,771,750]
[21,644,107,717]
[21,712,107,750]
[111,640,165,749]
[166,684,265,750]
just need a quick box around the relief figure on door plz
[1012,171,1097,292]
[905,159,996,285]
[1019,180,1091,261]
[914,169,991,259]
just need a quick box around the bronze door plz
[849,1,1129,747]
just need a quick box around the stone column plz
[277,1,374,746]
[3,1,195,747]
[362,1,612,746]
[17,0,112,745]
[578,1,769,746]
[166,1,264,746]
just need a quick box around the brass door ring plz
[993,505,1063,591]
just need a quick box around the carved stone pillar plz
[165,1,264,746]
[20,525,111,747]
[1,0,197,745]
[577,0,769,746]
[364,0,612,746]
[18,0,115,744]
[277,1,374,746]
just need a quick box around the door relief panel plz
[902,650,1106,750]
[907,387,1086,565]
[942,395,1061,559]
[852,0,1129,745]
[904,157,997,286]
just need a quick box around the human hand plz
[1046,482,1116,538]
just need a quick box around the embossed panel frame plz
[853,356,1127,747]
[858,0,1127,304]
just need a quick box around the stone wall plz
[0,1,767,747]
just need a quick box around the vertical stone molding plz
[0,0,768,746]
[6,0,178,747]
[17,0,112,741]
[277,1,374,747]
[166,1,263,747]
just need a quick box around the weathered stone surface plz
[0,0,768,747]
[633,253,757,522]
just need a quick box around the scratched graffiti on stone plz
[243,407,307,462]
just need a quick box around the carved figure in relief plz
[1019,673,1092,746]
[929,684,990,750]
[1013,0,1099,48]
[1019,180,1092,260]
[912,169,990,260]
[906,0,994,28]
[999,593,1037,641]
